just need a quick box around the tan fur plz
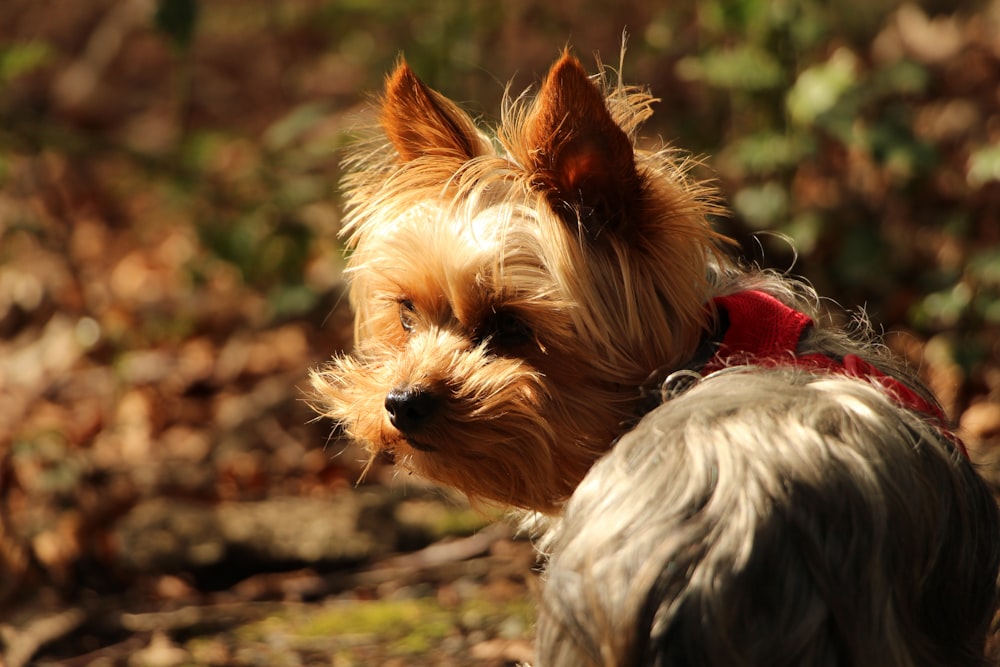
[309,51,928,513]
[311,52,733,512]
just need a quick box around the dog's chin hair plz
[535,367,1000,667]
[310,329,631,512]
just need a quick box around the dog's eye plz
[399,299,417,333]
[480,310,533,348]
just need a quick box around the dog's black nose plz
[385,386,439,433]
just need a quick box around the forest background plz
[2,0,999,665]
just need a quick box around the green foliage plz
[236,594,534,658]
[673,0,993,337]
[723,131,816,176]
[733,182,789,229]
[0,41,53,84]
[154,0,199,49]
[968,142,1000,188]
[678,45,785,91]
[786,49,858,125]
[913,248,1000,335]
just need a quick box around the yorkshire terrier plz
[310,50,954,513]
[536,367,1000,667]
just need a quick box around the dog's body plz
[536,367,1000,666]
[310,51,945,513]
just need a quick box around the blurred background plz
[1,0,998,665]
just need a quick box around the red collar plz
[705,291,967,457]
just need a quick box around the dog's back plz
[537,367,1000,667]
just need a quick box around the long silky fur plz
[536,368,1000,667]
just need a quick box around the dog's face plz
[312,53,726,512]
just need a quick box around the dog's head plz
[311,52,727,512]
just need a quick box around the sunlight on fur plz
[311,49,955,513]
[536,367,1000,667]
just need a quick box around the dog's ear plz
[525,52,642,237]
[381,58,488,163]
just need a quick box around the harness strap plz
[705,291,967,458]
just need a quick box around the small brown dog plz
[310,50,953,513]
[536,367,1000,667]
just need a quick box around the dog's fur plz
[535,367,1000,667]
[310,50,939,513]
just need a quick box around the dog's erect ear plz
[381,58,488,163]
[525,52,642,236]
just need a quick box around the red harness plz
[704,291,967,457]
